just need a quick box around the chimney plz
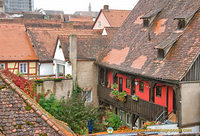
[69,35,77,81]
[104,5,109,11]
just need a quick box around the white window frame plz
[0,63,5,70]
[126,113,130,126]
[120,110,124,121]
[82,91,92,103]
[19,63,28,74]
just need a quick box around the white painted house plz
[53,39,72,77]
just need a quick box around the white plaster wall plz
[40,63,54,76]
[65,62,72,75]
[93,12,110,29]
[54,40,65,61]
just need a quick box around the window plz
[126,113,130,126]
[143,19,149,27]
[120,110,124,121]
[113,74,118,84]
[157,49,164,60]
[126,79,131,89]
[98,21,101,27]
[156,86,162,97]
[82,91,92,102]
[178,19,185,29]
[0,63,5,70]
[119,77,123,92]
[19,63,27,74]
[139,81,144,92]
[58,64,64,76]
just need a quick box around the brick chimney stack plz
[104,5,109,11]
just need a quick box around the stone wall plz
[180,82,200,127]
[37,79,73,100]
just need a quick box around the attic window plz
[157,49,164,60]
[178,19,185,29]
[174,7,200,30]
[141,7,163,28]
[143,19,149,27]
[155,33,182,60]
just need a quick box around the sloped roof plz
[102,9,131,27]
[59,35,109,60]
[27,27,103,62]
[0,74,75,136]
[97,0,200,81]
[0,24,38,61]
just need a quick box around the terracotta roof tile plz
[97,0,200,81]
[28,28,103,62]
[59,35,110,60]
[0,73,75,136]
[0,24,38,61]
[102,9,131,27]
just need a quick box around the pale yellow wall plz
[8,63,18,69]
[93,12,111,29]
[29,69,36,74]
[29,62,36,67]
[77,61,99,106]
[180,82,200,127]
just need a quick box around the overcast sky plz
[34,0,139,14]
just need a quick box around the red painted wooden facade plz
[107,70,174,113]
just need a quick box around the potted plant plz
[118,91,127,103]
[35,79,44,83]
[132,94,139,101]
[111,90,120,99]
[66,74,72,79]
[53,77,63,82]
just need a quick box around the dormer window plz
[178,19,185,29]
[143,19,149,27]
[157,49,164,60]
[174,7,199,30]
[141,7,163,28]
[155,33,183,60]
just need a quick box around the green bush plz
[105,112,124,130]
[38,84,103,135]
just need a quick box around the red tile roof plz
[102,9,131,27]
[27,28,103,62]
[0,24,38,61]
[0,73,75,136]
[59,35,110,60]
[97,0,200,81]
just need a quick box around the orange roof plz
[102,9,131,27]
[0,24,38,61]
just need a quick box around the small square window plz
[126,79,131,89]
[19,63,27,74]
[82,91,92,102]
[0,63,5,70]
[126,113,130,126]
[139,81,144,92]
[143,19,149,27]
[156,86,162,97]
[178,19,185,29]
